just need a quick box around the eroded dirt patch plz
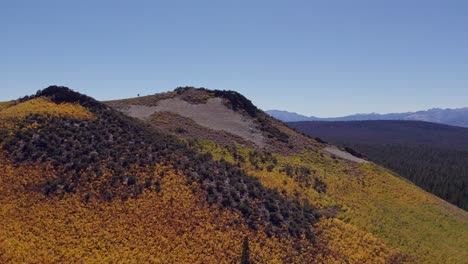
[122,98,265,147]
[323,147,369,164]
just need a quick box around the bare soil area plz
[122,98,265,147]
[323,146,369,163]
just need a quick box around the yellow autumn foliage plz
[196,141,468,263]
[0,97,95,122]
[0,151,409,263]
[1,102,465,263]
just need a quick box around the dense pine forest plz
[288,120,468,210]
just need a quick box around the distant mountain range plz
[267,108,468,128]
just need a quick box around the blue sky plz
[1,0,467,117]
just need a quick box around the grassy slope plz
[197,141,468,263]
[332,163,467,263]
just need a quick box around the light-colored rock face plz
[323,147,369,164]
[123,97,265,147]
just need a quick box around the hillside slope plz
[0,87,467,263]
[0,86,410,263]
[108,87,468,263]
[288,120,468,210]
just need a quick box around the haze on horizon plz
[2,0,467,117]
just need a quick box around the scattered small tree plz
[240,236,250,264]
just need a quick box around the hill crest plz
[106,87,316,155]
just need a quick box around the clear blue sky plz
[2,0,467,117]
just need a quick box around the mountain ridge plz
[268,107,468,128]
